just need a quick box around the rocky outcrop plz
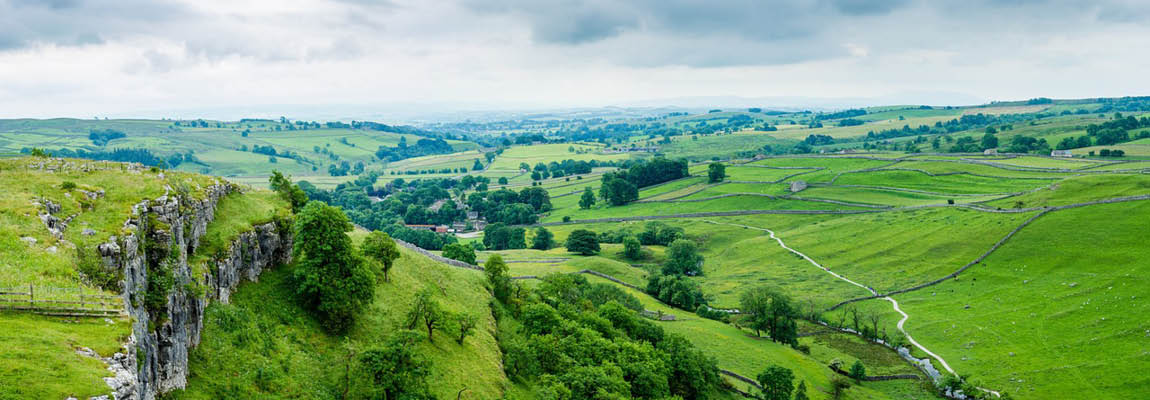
[96,182,292,400]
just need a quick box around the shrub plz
[60,181,77,190]
[442,242,477,265]
[849,360,866,380]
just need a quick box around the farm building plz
[1051,150,1073,157]
[789,180,808,193]
[983,149,998,155]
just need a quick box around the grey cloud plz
[828,0,909,16]
[0,0,190,50]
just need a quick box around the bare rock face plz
[96,182,292,400]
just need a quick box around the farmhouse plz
[1051,150,1073,157]
[983,149,998,155]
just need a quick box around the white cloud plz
[0,0,1148,118]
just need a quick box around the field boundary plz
[828,193,1150,310]
[0,285,123,318]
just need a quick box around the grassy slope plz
[983,174,1150,208]
[0,157,284,399]
[0,158,184,400]
[0,313,132,400]
[833,170,1054,195]
[891,201,1150,399]
[173,245,508,399]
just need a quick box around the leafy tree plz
[453,312,478,344]
[623,235,642,260]
[980,132,998,150]
[361,231,401,282]
[518,186,552,212]
[485,255,512,303]
[849,360,866,381]
[269,170,309,213]
[663,239,703,276]
[483,222,527,250]
[357,331,432,399]
[293,201,375,333]
[578,187,596,209]
[405,288,443,342]
[532,226,554,250]
[473,159,484,171]
[646,274,706,310]
[565,229,601,255]
[498,177,508,185]
[707,162,726,183]
[442,242,477,264]
[757,364,794,400]
[638,222,684,246]
[739,286,799,346]
[601,176,639,206]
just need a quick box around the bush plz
[60,181,77,190]
[442,242,477,265]
[849,360,866,380]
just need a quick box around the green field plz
[888,201,1150,399]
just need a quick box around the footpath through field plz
[700,221,964,381]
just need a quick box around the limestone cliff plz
[95,183,292,400]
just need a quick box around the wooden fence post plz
[29,284,34,308]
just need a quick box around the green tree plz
[361,231,401,282]
[405,288,443,342]
[453,312,477,344]
[662,239,703,276]
[980,132,998,150]
[793,380,809,400]
[757,364,794,400]
[849,360,866,381]
[707,162,726,183]
[498,176,508,185]
[739,286,798,346]
[623,235,642,260]
[269,170,308,213]
[442,242,477,264]
[357,331,432,399]
[293,201,375,333]
[565,229,601,255]
[485,255,512,303]
[532,226,554,250]
[578,186,596,209]
[473,159,484,171]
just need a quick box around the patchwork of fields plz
[528,153,1150,400]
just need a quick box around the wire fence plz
[0,284,123,318]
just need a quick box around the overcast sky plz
[2,0,1149,119]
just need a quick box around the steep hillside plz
[172,240,508,399]
[0,157,291,399]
